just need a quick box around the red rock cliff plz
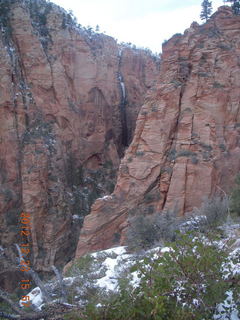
[76,6,240,258]
[0,0,159,284]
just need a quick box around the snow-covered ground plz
[20,222,240,319]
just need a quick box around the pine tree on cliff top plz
[224,0,240,14]
[200,0,213,22]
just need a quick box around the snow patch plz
[98,195,111,201]
[20,287,43,310]
[214,291,239,320]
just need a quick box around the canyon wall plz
[76,6,240,258]
[0,0,159,287]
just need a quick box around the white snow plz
[93,246,126,256]
[93,246,131,291]
[120,81,126,99]
[19,287,43,309]
[161,246,172,253]
[20,229,240,319]
[117,74,126,100]
[97,195,111,201]
[96,256,119,291]
[63,277,75,286]
[214,291,239,320]
[72,215,81,220]
[118,48,123,57]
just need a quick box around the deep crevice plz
[117,50,129,148]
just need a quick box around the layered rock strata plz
[0,0,159,283]
[76,6,240,258]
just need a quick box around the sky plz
[52,0,226,53]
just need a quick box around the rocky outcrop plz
[0,0,159,282]
[76,6,240,257]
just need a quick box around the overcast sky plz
[52,0,225,53]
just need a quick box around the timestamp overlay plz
[19,212,32,307]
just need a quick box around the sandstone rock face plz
[0,0,159,282]
[76,6,240,258]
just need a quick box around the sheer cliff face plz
[76,7,240,258]
[0,0,159,276]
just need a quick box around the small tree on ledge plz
[224,0,240,14]
[200,0,213,22]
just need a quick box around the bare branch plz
[15,244,51,303]
[51,266,67,303]
[216,185,231,217]
[14,244,24,264]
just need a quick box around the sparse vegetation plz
[167,148,177,161]
[29,0,53,50]
[202,150,211,161]
[177,149,197,158]
[230,174,240,216]
[198,71,210,77]
[170,79,182,88]
[191,156,199,164]
[126,209,179,252]
[213,81,225,88]
[219,143,227,151]
[150,106,157,113]
[191,196,229,229]
[160,167,173,174]
[0,0,12,41]
[136,151,145,157]
[199,142,213,151]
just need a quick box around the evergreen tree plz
[224,0,240,14]
[200,0,213,22]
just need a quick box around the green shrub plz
[167,148,177,161]
[191,156,199,164]
[202,150,211,161]
[160,167,173,174]
[0,0,12,41]
[131,234,239,320]
[213,81,225,88]
[177,149,197,158]
[136,151,144,157]
[198,72,210,77]
[151,106,158,112]
[217,43,232,51]
[102,161,113,169]
[219,143,226,151]
[170,79,182,88]
[144,189,161,203]
[63,310,82,320]
[65,255,95,277]
[199,142,213,151]
[83,233,240,320]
